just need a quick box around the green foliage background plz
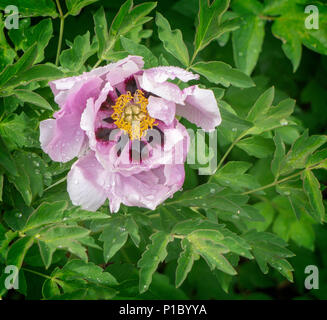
[0,0,327,300]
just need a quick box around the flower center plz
[111,89,157,140]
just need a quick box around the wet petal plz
[147,96,176,125]
[67,152,109,211]
[176,85,221,131]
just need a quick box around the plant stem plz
[22,268,53,281]
[44,176,67,192]
[208,131,248,181]
[241,161,324,196]
[241,171,302,196]
[55,0,65,66]
[93,58,103,69]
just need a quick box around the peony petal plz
[137,66,199,104]
[147,96,176,125]
[111,164,185,211]
[176,85,221,131]
[49,55,144,107]
[40,77,103,162]
[67,152,109,211]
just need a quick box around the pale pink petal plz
[111,164,185,211]
[176,85,221,131]
[137,67,199,104]
[147,96,176,125]
[67,152,109,211]
[40,77,103,162]
[49,55,144,107]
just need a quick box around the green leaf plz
[248,98,296,135]
[0,136,18,176]
[65,0,100,16]
[272,196,315,250]
[212,161,260,191]
[43,260,118,299]
[271,131,285,178]
[247,86,275,122]
[125,216,141,248]
[194,0,230,52]
[155,12,189,66]
[138,231,173,293]
[186,229,236,275]
[232,12,265,75]
[175,239,196,287]
[111,1,157,37]
[192,61,255,88]
[60,32,97,71]
[99,218,129,262]
[37,226,90,268]
[13,89,52,110]
[39,226,90,242]
[280,131,327,175]
[270,2,327,72]
[166,183,249,215]
[8,151,47,205]
[55,259,118,286]
[94,2,156,60]
[0,113,32,148]
[218,101,253,144]
[0,0,58,18]
[93,7,109,59]
[0,13,16,71]
[8,19,53,63]
[244,230,294,282]
[120,36,158,68]
[237,136,275,158]
[307,148,327,169]
[23,201,68,232]
[0,44,38,89]
[6,236,34,267]
[4,64,64,88]
[302,169,325,223]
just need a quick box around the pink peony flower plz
[40,56,221,212]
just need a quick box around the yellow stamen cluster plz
[111,89,157,140]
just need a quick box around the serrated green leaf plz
[280,131,327,175]
[138,231,173,293]
[13,89,52,110]
[0,43,38,89]
[0,13,15,72]
[213,161,260,191]
[271,131,285,178]
[65,0,99,16]
[99,218,129,262]
[4,64,64,89]
[8,151,47,205]
[60,32,97,71]
[23,201,68,232]
[237,136,275,158]
[232,15,265,75]
[244,230,294,282]
[195,0,230,52]
[0,0,58,18]
[175,239,196,288]
[192,61,255,88]
[302,169,325,223]
[8,19,53,63]
[187,229,236,275]
[155,12,189,66]
[120,36,158,68]
[0,136,18,176]
[247,86,275,122]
